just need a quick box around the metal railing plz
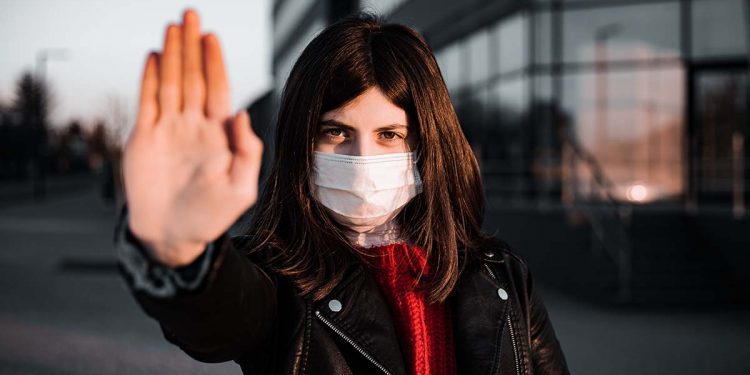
[560,133,634,303]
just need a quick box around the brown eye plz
[324,128,344,137]
[320,128,346,138]
[380,131,404,143]
[382,131,397,139]
[320,127,348,143]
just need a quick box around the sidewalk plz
[538,282,750,375]
[0,174,101,208]
[0,187,239,374]
[0,187,748,374]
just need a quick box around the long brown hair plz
[243,12,497,304]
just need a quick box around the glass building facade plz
[270,0,749,212]
[426,0,750,214]
[425,0,749,213]
[265,0,750,303]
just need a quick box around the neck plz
[344,218,404,249]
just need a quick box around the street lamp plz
[31,48,69,200]
[36,48,69,81]
[593,23,621,199]
[594,23,621,151]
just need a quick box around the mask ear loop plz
[409,149,423,190]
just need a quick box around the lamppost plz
[594,23,621,198]
[35,48,69,82]
[31,48,69,200]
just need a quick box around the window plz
[694,70,749,203]
[494,13,528,74]
[466,29,491,86]
[435,43,463,95]
[561,66,686,203]
[691,0,749,58]
[562,2,681,63]
[533,10,552,65]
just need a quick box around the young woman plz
[115,9,570,375]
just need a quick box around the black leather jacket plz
[114,206,570,375]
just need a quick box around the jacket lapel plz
[312,254,511,375]
[313,262,408,375]
[449,258,511,374]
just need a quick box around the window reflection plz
[433,0,748,207]
[533,10,552,65]
[435,43,463,94]
[495,14,528,74]
[276,19,327,87]
[561,66,686,203]
[692,0,749,58]
[482,79,529,200]
[467,29,491,86]
[562,2,681,63]
[695,71,749,204]
[533,74,553,102]
[274,0,318,50]
[456,89,488,158]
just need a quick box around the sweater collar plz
[344,217,404,249]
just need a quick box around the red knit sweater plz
[360,242,457,375]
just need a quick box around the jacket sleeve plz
[525,264,571,375]
[113,204,277,363]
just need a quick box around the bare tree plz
[101,94,132,150]
[12,71,53,198]
[100,94,132,207]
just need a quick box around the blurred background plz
[1,0,748,374]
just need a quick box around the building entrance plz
[691,66,749,214]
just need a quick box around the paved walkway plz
[0,187,748,374]
[539,283,750,374]
[0,187,239,374]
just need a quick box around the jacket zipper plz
[506,312,521,375]
[483,262,497,281]
[484,261,522,375]
[314,309,393,375]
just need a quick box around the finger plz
[203,33,230,120]
[135,52,159,129]
[228,111,263,187]
[159,24,182,116]
[182,9,205,113]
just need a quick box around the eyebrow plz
[319,119,409,132]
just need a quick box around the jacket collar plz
[313,262,408,375]
[312,250,510,375]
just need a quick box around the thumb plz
[228,110,263,188]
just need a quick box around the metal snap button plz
[328,299,342,312]
[497,288,508,301]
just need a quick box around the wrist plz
[131,229,208,267]
[150,240,208,268]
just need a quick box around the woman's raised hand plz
[123,10,263,267]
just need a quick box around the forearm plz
[114,205,277,362]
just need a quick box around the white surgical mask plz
[312,150,422,233]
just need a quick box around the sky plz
[0,0,272,132]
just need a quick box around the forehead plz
[321,87,408,127]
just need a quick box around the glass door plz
[692,68,749,213]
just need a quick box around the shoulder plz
[482,236,531,278]
[227,234,281,286]
[483,236,528,269]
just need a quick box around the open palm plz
[123,10,263,267]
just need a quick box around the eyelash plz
[321,128,405,143]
